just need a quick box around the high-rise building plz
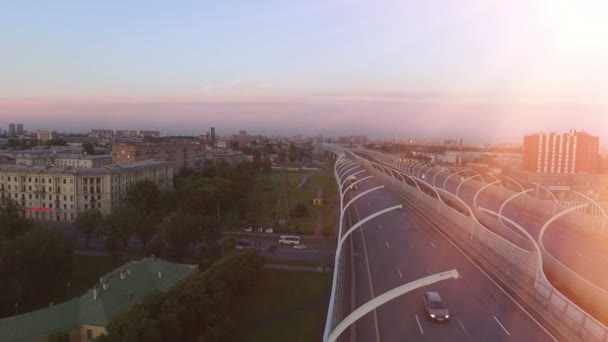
[523,130,600,174]
[8,123,15,137]
[16,124,23,135]
[210,127,216,144]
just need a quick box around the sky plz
[1,0,607,143]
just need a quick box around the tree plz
[133,212,159,251]
[102,206,136,258]
[288,142,297,162]
[125,180,160,214]
[165,212,202,261]
[82,142,96,155]
[0,199,32,240]
[45,139,67,146]
[13,228,73,308]
[75,209,103,248]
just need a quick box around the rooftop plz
[0,257,195,342]
[0,160,172,175]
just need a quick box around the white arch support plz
[339,205,402,248]
[456,174,482,197]
[504,176,526,193]
[498,189,534,225]
[432,168,450,188]
[442,169,463,191]
[478,207,544,287]
[327,270,460,342]
[539,204,589,251]
[340,169,367,190]
[474,180,502,208]
[573,191,608,236]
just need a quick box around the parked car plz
[293,244,308,250]
[423,291,450,321]
[235,239,253,250]
[278,235,300,245]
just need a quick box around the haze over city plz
[2,0,607,143]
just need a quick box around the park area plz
[245,172,338,235]
[225,269,331,342]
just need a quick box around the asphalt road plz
[336,161,555,341]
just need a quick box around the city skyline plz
[2,1,607,143]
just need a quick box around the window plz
[84,204,88,209]
[63,179,66,184]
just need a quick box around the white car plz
[293,244,308,250]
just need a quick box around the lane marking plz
[385,241,391,249]
[494,316,511,336]
[382,186,558,341]
[559,233,568,239]
[378,223,382,230]
[353,202,381,342]
[430,241,436,249]
[457,317,469,336]
[396,267,403,278]
[414,224,420,231]
[415,314,424,335]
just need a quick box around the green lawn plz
[226,269,331,342]
[246,172,338,235]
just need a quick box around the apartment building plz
[0,160,173,222]
[112,142,205,169]
[523,130,600,174]
[15,154,112,168]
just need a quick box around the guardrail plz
[356,148,608,342]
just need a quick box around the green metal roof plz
[0,257,195,342]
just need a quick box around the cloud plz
[199,79,254,93]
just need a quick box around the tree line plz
[93,250,264,342]
[0,199,74,317]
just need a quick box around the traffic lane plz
[353,184,555,341]
[348,196,381,342]
[376,208,551,342]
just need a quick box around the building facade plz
[90,129,114,142]
[139,130,160,138]
[0,160,173,222]
[8,123,15,137]
[523,130,600,174]
[112,142,205,170]
[37,130,57,142]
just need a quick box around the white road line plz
[397,267,403,278]
[385,241,391,249]
[415,315,424,335]
[383,187,558,341]
[559,233,568,239]
[378,223,382,230]
[457,317,469,336]
[494,316,511,336]
[430,241,436,249]
[414,224,420,231]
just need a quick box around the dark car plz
[423,291,450,321]
[235,239,253,250]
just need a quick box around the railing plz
[356,148,608,342]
